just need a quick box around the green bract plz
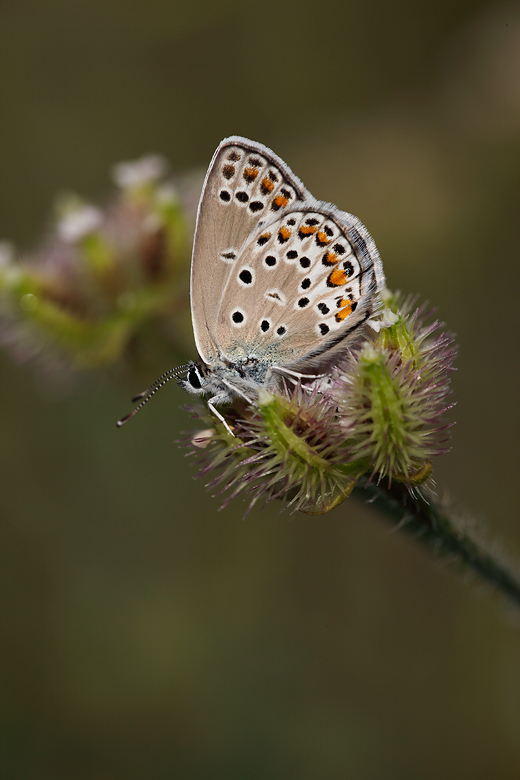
[185,294,456,514]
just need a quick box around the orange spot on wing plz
[273,194,289,208]
[243,166,259,182]
[328,268,347,286]
[257,231,272,247]
[279,226,291,240]
[261,176,275,193]
[299,225,317,236]
[323,251,338,264]
[316,230,330,244]
[335,300,353,321]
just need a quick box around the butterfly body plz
[179,136,385,426]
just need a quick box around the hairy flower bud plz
[184,295,456,514]
[0,157,196,379]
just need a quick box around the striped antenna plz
[116,364,190,427]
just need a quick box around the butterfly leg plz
[272,366,327,380]
[221,378,257,408]
[207,395,235,436]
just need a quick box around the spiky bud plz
[183,293,456,514]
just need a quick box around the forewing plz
[190,136,310,364]
[214,202,385,369]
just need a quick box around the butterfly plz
[118,137,385,431]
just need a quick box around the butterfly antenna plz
[116,364,190,427]
[130,364,191,402]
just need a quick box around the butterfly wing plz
[213,202,385,370]
[190,137,310,365]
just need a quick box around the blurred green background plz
[1,1,520,777]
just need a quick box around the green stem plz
[353,479,520,609]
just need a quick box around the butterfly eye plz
[188,367,202,390]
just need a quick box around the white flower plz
[111,155,168,189]
[368,308,400,333]
[57,206,104,244]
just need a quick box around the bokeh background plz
[1,1,520,777]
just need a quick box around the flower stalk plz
[355,478,520,610]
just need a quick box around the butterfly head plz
[179,356,273,401]
[179,363,206,396]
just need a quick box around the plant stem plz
[353,479,520,609]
